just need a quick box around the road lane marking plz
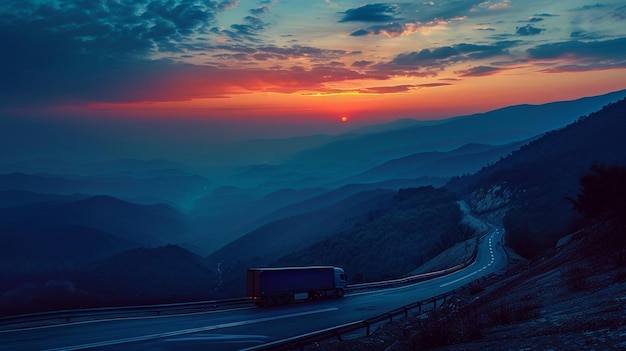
[439,232,500,288]
[439,271,478,287]
[0,306,257,333]
[43,307,338,351]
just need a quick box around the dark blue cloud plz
[524,37,626,73]
[570,3,607,11]
[455,41,518,59]
[357,22,406,37]
[352,60,374,68]
[386,41,518,68]
[516,24,544,36]
[0,0,271,107]
[211,2,276,44]
[0,0,231,58]
[527,38,626,61]
[412,0,483,22]
[142,1,213,36]
[206,44,351,65]
[250,6,270,15]
[339,3,401,23]
[570,31,603,39]
[342,1,486,37]
[350,29,371,36]
[228,16,267,40]
[612,5,626,20]
[392,46,459,66]
[457,66,501,77]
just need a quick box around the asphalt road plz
[1,225,507,351]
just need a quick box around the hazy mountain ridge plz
[448,97,626,257]
[0,244,216,315]
[209,188,395,263]
[208,188,397,296]
[189,186,329,252]
[0,171,211,208]
[3,90,626,315]
[347,140,533,183]
[0,194,190,274]
[223,89,626,190]
[0,189,87,208]
[287,89,626,174]
[61,195,190,244]
[273,186,474,284]
[74,245,217,305]
[0,192,205,315]
[189,178,447,254]
[230,178,447,239]
[207,91,626,296]
[0,158,194,178]
[0,224,139,275]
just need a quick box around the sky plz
[1,0,626,163]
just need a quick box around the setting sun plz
[341,116,348,123]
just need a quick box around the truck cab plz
[333,267,348,296]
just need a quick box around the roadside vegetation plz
[273,186,475,283]
[313,163,626,351]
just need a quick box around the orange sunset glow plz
[0,0,625,160]
[2,1,625,123]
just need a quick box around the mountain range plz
[2,89,626,314]
[448,97,626,256]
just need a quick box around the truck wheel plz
[277,294,290,305]
[335,288,345,298]
[266,296,277,307]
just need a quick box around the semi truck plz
[247,266,348,307]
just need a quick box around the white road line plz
[440,232,500,288]
[439,271,478,287]
[1,306,257,333]
[43,308,338,351]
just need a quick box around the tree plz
[569,163,626,221]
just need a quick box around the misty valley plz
[0,91,626,350]
[2,90,626,321]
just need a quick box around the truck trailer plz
[247,266,348,307]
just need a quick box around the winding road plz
[2,223,507,351]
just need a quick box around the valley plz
[1,91,626,349]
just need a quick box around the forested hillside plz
[208,186,474,296]
[0,245,216,315]
[273,186,474,283]
[0,194,201,315]
[447,98,626,257]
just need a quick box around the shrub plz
[560,265,589,291]
[409,309,483,350]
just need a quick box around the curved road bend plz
[2,226,506,351]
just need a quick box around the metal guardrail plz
[239,230,491,351]
[0,298,252,330]
[240,291,457,351]
[1,229,491,332]
[346,229,484,292]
